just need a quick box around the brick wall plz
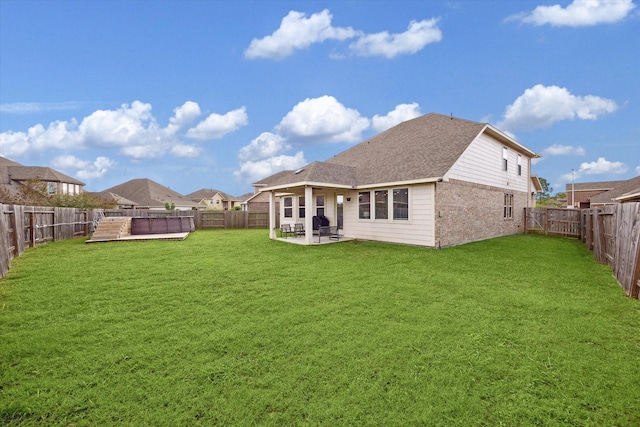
[435,179,527,247]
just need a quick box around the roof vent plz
[294,168,304,174]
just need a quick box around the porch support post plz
[268,191,276,240]
[304,186,313,245]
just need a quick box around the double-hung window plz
[298,196,305,218]
[393,188,409,220]
[359,191,371,219]
[375,190,388,220]
[316,195,325,216]
[283,197,293,218]
[502,147,508,171]
[503,193,513,219]
[517,154,522,176]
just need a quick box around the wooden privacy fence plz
[0,205,274,278]
[525,204,640,298]
[0,204,102,278]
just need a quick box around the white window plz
[359,191,371,219]
[503,193,513,219]
[502,147,508,171]
[47,182,57,194]
[360,188,409,221]
[375,190,388,220]
[298,196,305,218]
[517,154,522,176]
[283,197,292,218]
[316,195,325,217]
[393,188,409,220]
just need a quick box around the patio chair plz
[294,223,305,237]
[280,224,293,238]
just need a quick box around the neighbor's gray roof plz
[255,113,534,190]
[589,176,640,204]
[100,178,201,208]
[185,188,247,202]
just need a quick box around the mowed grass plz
[1,230,639,426]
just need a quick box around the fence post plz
[29,210,35,248]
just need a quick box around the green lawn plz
[1,230,639,426]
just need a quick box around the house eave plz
[483,125,540,158]
[260,177,443,193]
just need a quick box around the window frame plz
[393,188,409,220]
[298,196,305,219]
[503,193,514,219]
[283,197,293,218]
[517,154,522,176]
[374,190,389,220]
[359,187,410,221]
[502,147,508,172]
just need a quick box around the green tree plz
[537,177,553,200]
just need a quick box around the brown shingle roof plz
[7,165,85,185]
[325,113,487,186]
[256,113,535,190]
[589,176,640,204]
[100,178,201,208]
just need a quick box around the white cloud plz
[186,107,248,140]
[238,132,290,162]
[349,19,442,58]
[371,103,422,132]
[0,101,247,161]
[76,157,116,179]
[0,101,83,114]
[78,101,158,147]
[277,95,370,143]
[542,144,586,156]
[50,155,115,180]
[245,9,358,59]
[508,0,636,27]
[578,157,627,175]
[167,101,201,134]
[497,84,618,132]
[234,152,307,184]
[170,144,202,158]
[636,165,640,175]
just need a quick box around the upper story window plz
[47,182,57,195]
[517,154,522,176]
[502,147,508,171]
[283,197,293,218]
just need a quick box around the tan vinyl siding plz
[343,184,435,247]
[446,134,530,193]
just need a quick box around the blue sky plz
[1,0,638,196]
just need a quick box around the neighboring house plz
[589,175,640,206]
[185,189,244,210]
[0,156,85,198]
[99,178,202,211]
[243,191,278,212]
[565,180,626,208]
[96,192,139,209]
[255,113,540,247]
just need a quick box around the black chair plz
[280,224,293,238]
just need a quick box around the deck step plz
[91,217,131,240]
